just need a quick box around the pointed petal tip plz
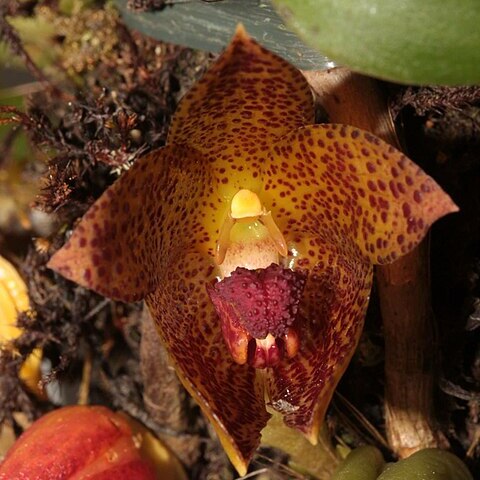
[297,406,324,446]
[302,427,319,446]
[234,23,248,40]
[441,198,460,220]
[203,404,260,477]
[222,446,248,478]
[232,462,248,478]
[447,199,460,214]
[206,391,267,475]
[422,189,459,233]
[167,351,261,476]
[47,246,75,282]
[46,251,59,272]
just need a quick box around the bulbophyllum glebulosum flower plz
[48,26,458,475]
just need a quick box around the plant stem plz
[377,242,447,457]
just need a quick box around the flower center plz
[215,189,288,266]
[207,264,306,369]
[231,189,262,219]
[209,189,305,369]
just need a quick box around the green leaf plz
[116,0,334,70]
[272,0,480,85]
[332,446,385,480]
[5,15,57,70]
[261,411,340,479]
[378,449,473,480]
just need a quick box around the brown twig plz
[0,105,29,124]
[140,308,201,467]
[333,391,390,451]
[77,349,92,406]
[304,68,447,458]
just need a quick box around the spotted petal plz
[48,145,212,302]
[262,123,457,440]
[47,26,458,477]
[146,254,269,474]
[265,124,458,264]
[168,24,314,201]
[48,145,269,475]
[268,235,372,442]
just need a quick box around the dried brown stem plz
[303,68,446,458]
[377,242,448,456]
[140,308,201,467]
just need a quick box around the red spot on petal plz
[413,190,422,203]
[402,202,412,218]
[84,269,91,282]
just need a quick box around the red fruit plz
[0,406,157,480]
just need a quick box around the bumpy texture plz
[208,264,307,339]
[48,26,458,475]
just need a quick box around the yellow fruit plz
[121,413,188,480]
[0,255,44,399]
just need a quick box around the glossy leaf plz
[273,0,480,85]
[48,27,457,474]
[116,0,333,71]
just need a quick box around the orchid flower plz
[48,26,457,475]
